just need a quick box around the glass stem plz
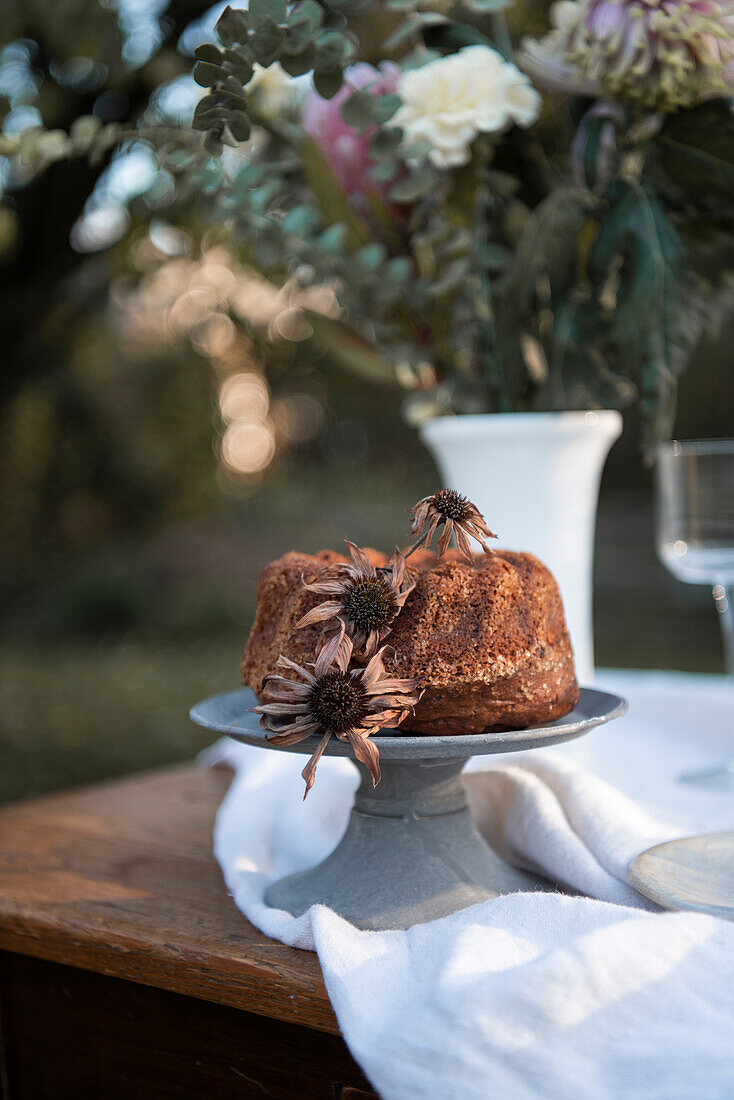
[713,585,734,678]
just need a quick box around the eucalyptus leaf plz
[216,6,250,45]
[386,256,414,282]
[250,177,286,212]
[314,30,350,69]
[233,161,268,187]
[250,18,285,64]
[222,48,254,82]
[340,90,380,130]
[281,21,310,51]
[370,159,399,181]
[355,242,388,269]
[288,0,323,32]
[194,61,225,88]
[313,67,343,99]
[192,94,224,130]
[194,44,223,63]
[389,168,438,202]
[318,223,348,251]
[227,112,250,141]
[400,138,432,161]
[250,0,287,21]
[373,94,401,126]
[369,127,402,160]
[280,45,316,74]
[282,204,320,234]
[222,73,246,94]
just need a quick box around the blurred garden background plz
[1,0,733,806]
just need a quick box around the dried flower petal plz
[301,732,331,799]
[346,728,382,788]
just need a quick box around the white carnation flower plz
[394,45,541,169]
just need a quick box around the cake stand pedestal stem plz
[264,757,550,931]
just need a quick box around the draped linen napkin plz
[210,672,734,1099]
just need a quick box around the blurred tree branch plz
[0,0,207,406]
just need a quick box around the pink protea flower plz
[302,62,401,210]
[520,0,734,112]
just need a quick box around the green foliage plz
[306,314,398,384]
[300,135,373,249]
[656,102,734,207]
[176,3,730,449]
[340,90,400,130]
[5,116,124,171]
[3,0,732,454]
[586,182,708,456]
[191,3,355,152]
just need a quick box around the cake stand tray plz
[191,687,627,930]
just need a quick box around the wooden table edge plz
[0,913,339,1034]
[0,765,340,1036]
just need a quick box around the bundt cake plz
[242,545,579,735]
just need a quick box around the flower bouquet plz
[188,0,734,455]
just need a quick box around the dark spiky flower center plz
[309,671,367,734]
[341,577,397,632]
[432,489,471,522]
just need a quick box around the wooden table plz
[0,765,377,1099]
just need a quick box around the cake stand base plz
[264,757,549,930]
[191,686,627,931]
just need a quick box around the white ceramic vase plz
[419,411,623,685]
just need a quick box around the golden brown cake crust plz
[241,547,579,735]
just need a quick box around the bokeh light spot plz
[218,373,269,424]
[221,421,275,474]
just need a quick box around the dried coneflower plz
[296,540,415,656]
[407,489,497,563]
[254,622,422,797]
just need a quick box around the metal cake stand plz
[191,687,627,930]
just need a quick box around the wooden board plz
[0,764,338,1035]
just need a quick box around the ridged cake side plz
[241,547,579,735]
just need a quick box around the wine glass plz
[655,439,734,786]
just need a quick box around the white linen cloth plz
[211,671,734,1099]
